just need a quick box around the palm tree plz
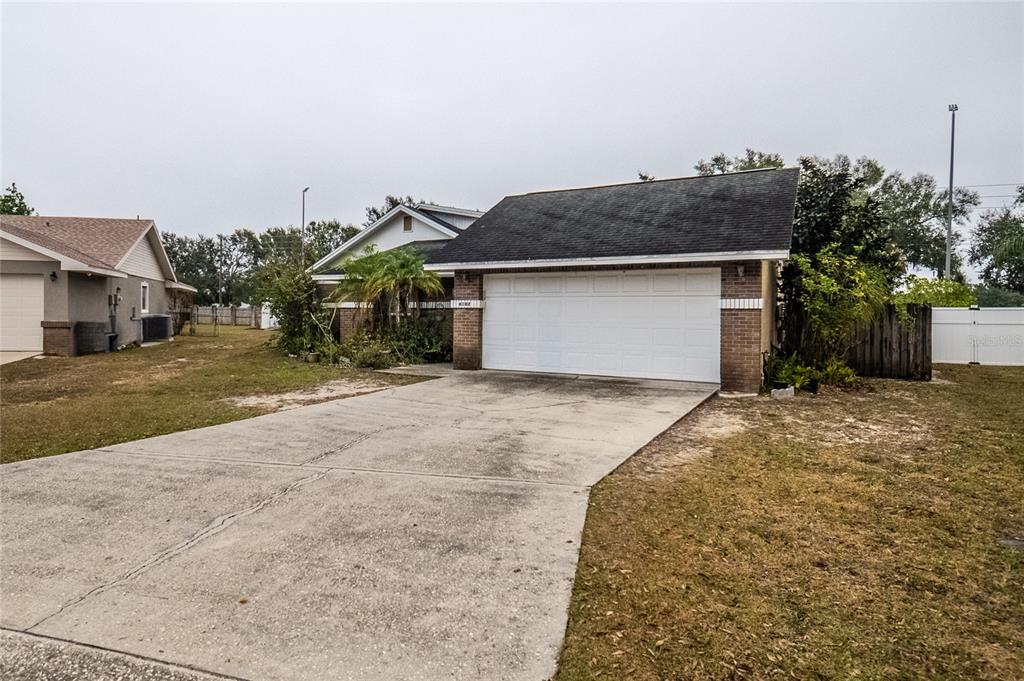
[336,246,443,328]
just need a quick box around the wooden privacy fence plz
[194,305,257,326]
[847,303,932,380]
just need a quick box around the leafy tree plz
[256,259,330,355]
[363,195,420,228]
[872,172,979,275]
[305,219,359,264]
[162,232,219,304]
[974,284,1024,307]
[694,149,784,176]
[694,150,979,278]
[0,182,35,215]
[788,245,889,363]
[790,155,904,283]
[894,276,976,307]
[969,188,1024,293]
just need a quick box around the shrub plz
[788,245,889,364]
[340,332,394,369]
[764,353,858,392]
[820,356,858,387]
[774,355,821,391]
[894,276,976,307]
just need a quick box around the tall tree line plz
[161,220,358,305]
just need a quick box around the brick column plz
[41,320,74,356]
[338,308,360,339]
[453,272,482,370]
[720,261,763,392]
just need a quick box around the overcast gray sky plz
[2,2,1022,254]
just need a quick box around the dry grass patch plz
[557,365,1024,680]
[0,326,422,463]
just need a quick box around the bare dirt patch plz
[223,378,391,411]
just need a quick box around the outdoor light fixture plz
[736,265,745,278]
[49,271,57,282]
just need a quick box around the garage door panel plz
[684,271,718,293]
[0,273,44,352]
[564,277,590,294]
[653,272,684,292]
[592,274,620,293]
[483,269,720,383]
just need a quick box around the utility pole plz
[217,233,223,306]
[301,187,310,267]
[944,104,958,279]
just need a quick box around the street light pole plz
[301,187,310,268]
[944,104,958,279]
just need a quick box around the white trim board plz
[308,205,460,272]
[426,250,789,271]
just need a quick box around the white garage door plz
[0,273,45,351]
[483,269,720,382]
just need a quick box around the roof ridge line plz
[509,166,797,197]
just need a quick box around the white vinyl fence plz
[932,307,1024,365]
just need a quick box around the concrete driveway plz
[0,351,39,366]
[1,371,715,681]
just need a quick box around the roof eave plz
[425,250,790,272]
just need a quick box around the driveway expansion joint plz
[1,628,251,681]
[22,469,328,632]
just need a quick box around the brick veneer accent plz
[453,273,483,369]
[338,308,361,339]
[41,320,74,356]
[720,260,764,393]
[449,260,771,391]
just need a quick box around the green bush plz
[764,353,858,392]
[377,314,452,364]
[894,276,976,307]
[340,332,394,369]
[820,356,858,387]
[775,355,821,391]
[336,316,451,369]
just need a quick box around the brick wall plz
[452,273,483,369]
[720,260,764,392]
[338,308,361,339]
[41,320,74,356]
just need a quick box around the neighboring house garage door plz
[0,273,45,352]
[482,268,721,383]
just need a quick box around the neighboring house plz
[425,168,800,392]
[309,202,484,334]
[0,215,196,355]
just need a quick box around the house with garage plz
[309,202,484,334]
[425,168,800,392]
[0,215,196,356]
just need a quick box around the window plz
[140,282,150,314]
[403,215,413,232]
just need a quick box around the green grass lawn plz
[557,365,1024,680]
[0,326,418,463]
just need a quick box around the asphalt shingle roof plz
[0,215,154,270]
[431,168,799,265]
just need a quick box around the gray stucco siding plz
[108,275,168,346]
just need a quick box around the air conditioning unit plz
[142,314,173,341]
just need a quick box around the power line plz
[958,182,1023,188]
